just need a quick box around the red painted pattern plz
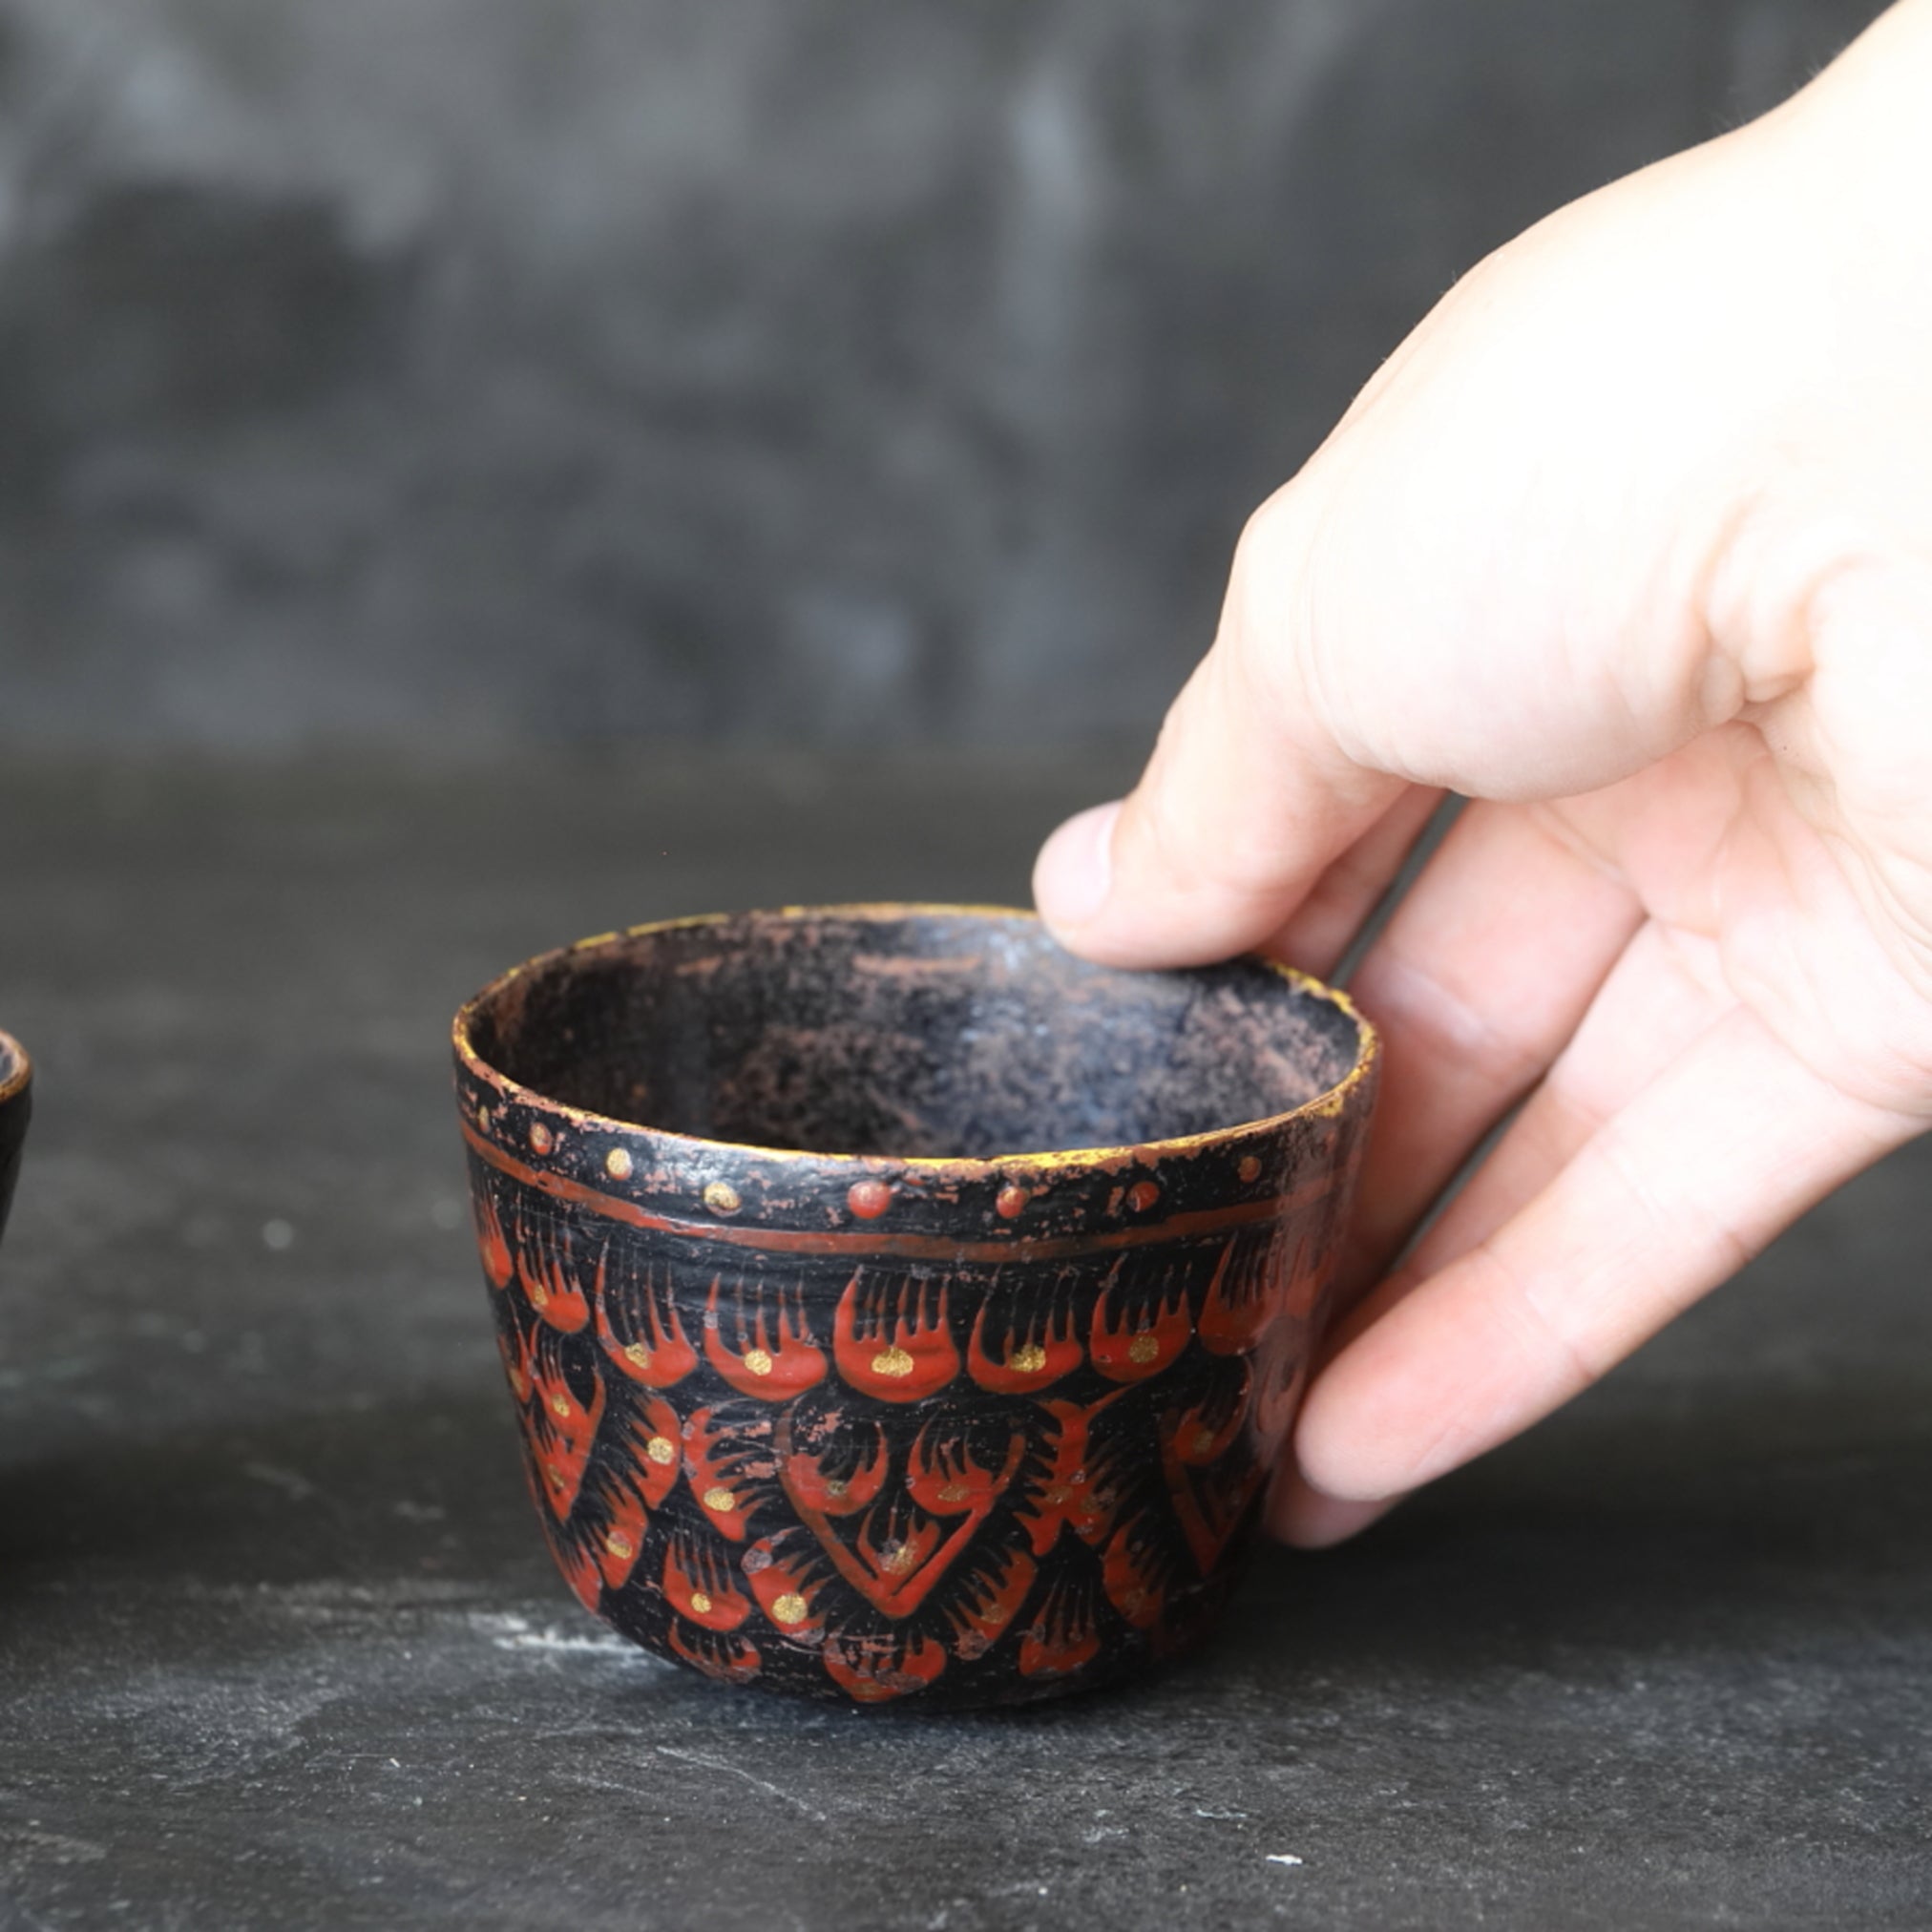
[1089,1269,1193,1384]
[472,1156,1331,1706]
[781,1418,890,1518]
[1198,1231,1282,1355]
[703,1277,828,1400]
[1018,1576,1103,1680]
[667,1623,762,1685]
[782,1414,1026,1619]
[522,1345,605,1522]
[1160,1376,1263,1575]
[513,1220,592,1334]
[627,1394,686,1510]
[966,1298,1082,1395]
[682,1405,765,1543]
[663,1531,755,1631]
[822,1632,949,1704]
[1101,1522,1168,1632]
[949,1547,1037,1659]
[596,1267,699,1389]
[595,1483,650,1591]
[473,1193,514,1290]
[743,1533,829,1635]
[1017,1395,1123,1558]
[832,1275,960,1402]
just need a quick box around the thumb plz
[1032,508,1405,969]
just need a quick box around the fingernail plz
[1268,1473,1396,1549]
[1034,800,1121,931]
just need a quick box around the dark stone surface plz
[1,753,1929,1929]
[0,0,1894,750]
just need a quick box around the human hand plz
[1032,0,1932,1545]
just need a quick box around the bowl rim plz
[452,903,1377,1174]
[0,1029,29,1109]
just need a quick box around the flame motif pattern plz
[472,1174,1344,1708]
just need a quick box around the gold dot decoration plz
[605,1146,635,1181]
[624,1341,652,1369]
[937,1481,971,1504]
[870,1346,915,1378]
[1238,1155,1262,1185]
[604,1531,635,1560]
[645,1436,677,1465]
[743,1348,774,1377]
[688,1590,714,1615]
[1128,1334,1161,1364]
[549,1393,572,1418]
[823,1478,849,1500]
[704,1181,742,1217]
[883,1544,918,1576]
[702,1486,737,1513]
[529,1120,556,1156]
[771,1592,808,1627]
[1192,1429,1217,1457]
[1009,1342,1047,1375]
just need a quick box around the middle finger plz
[1339,799,1641,1289]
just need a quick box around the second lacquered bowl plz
[452,905,1376,1708]
[0,1030,31,1255]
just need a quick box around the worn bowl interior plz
[463,906,1364,1162]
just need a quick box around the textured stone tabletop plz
[0,754,1926,1931]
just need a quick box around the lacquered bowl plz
[452,906,1377,1708]
[0,1030,31,1254]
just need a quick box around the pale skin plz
[1032,0,1932,1546]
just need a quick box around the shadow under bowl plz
[452,905,1377,1709]
[0,1031,31,1255]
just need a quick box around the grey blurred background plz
[0,0,1893,752]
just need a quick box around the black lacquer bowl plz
[453,906,1377,1708]
[0,1030,31,1255]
